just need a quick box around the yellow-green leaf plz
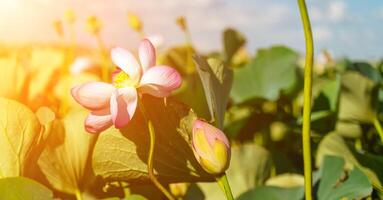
[194,56,233,129]
[0,98,43,177]
[316,133,383,191]
[93,96,212,183]
[38,110,97,194]
[0,56,26,99]
[0,177,54,200]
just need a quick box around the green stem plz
[138,99,176,200]
[373,116,383,143]
[183,25,195,75]
[216,173,234,200]
[75,189,83,200]
[297,0,314,199]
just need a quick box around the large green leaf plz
[338,72,377,123]
[222,28,246,62]
[0,98,44,177]
[194,144,273,200]
[336,72,378,138]
[194,56,233,129]
[93,96,212,183]
[38,110,97,194]
[316,133,383,191]
[230,46,299,103]
[317,156,372,200]
[0,177,54,200]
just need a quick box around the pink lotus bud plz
[192,119,231,175]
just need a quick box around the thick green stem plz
[297,0,314,199]
[373,116,383,143]
[216,173,234,200]
[138,99,176,200]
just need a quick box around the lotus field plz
[1,1,383,200]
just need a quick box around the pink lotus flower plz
[71,39,182,133]
[192,119,231,175]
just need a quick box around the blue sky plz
[0,0,382,59]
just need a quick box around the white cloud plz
[328,1,346,22]
[0,0,380,59]
[377,7,383,20]
[310,1,346,23]
[313,26,333,42]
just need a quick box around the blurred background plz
[1,0,382,59]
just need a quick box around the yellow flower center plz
[113,71,138,88]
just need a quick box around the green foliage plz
[230,46,300,103]
[316,133,383,191]
[237,156,372,200]
[38,110,97,194]
[310,75,341,133]
[160,45,196,75]
[338,72,377,124]
[222,28,246,63]
[347,62,382,83]
[162,45,211,120]
[317,155,372,200]
[174,74,211,120]
[2,26,383,200]
[194,55,233,129]
[93,96,212,183]
[0,98,45,177]
[194,144,273,200]
[0,177,54,200]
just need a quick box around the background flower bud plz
[64,9,76,24]
[192,119,231,175]
[176,16,187,32]
[169,183,189,198]
[86,16,102,35]
[52,20,63,37]
[127,12,142,33]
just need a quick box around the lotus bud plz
[192,119,231,175]
[169,183,189,198]
[127,12,142,33]
[176,16,187,32]
[52,20,63,37]
[86,15,102,35]
[64,9,76,24]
